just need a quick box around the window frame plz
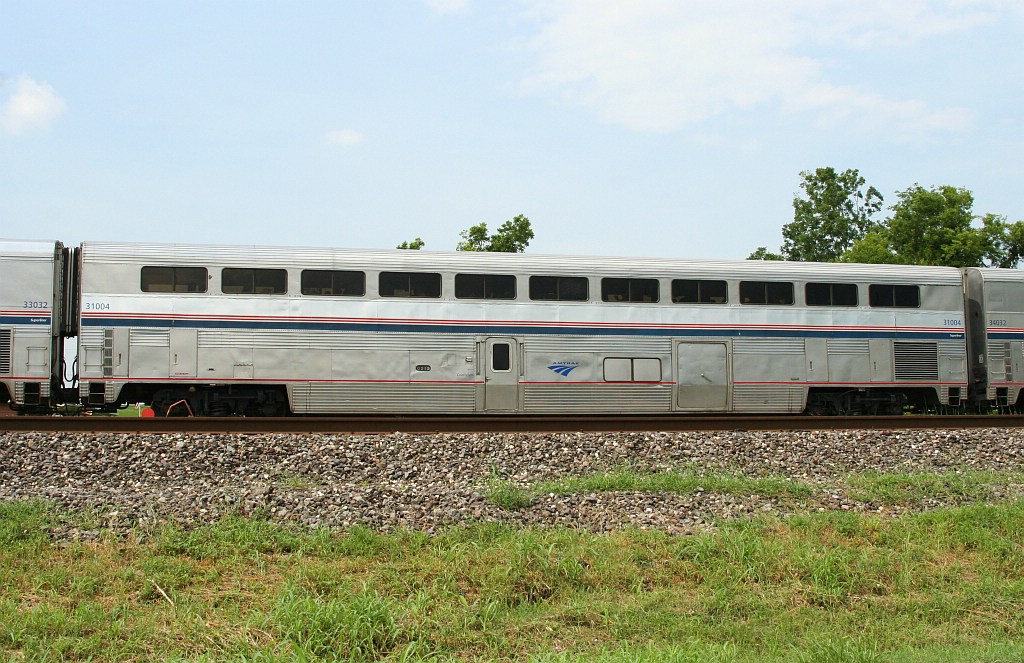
[671,279,728,304]
[528,275,589,302]
[602,357,663,382]
[869,284,921,308]
[491,342,512,372]
[140,266,209,293]
[739,280,794,305]
[220,267,288,295]
[805,282,859,307]
[600,277,660,303]
[300,269,366,297]
[454,273,517,300]
[378,271,442,298]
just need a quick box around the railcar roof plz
[0,239,60,258]
[974,267,1024,283]
[79,241,966,284]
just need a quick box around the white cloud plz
[326,128,365,146]
[520,0,1013,136]
[0,74,67,134]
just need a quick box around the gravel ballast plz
[2,428,1023,536]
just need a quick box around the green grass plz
[485,466,815,510]
[117,403,148,417]
[485,466,1024,513]
[846,470,1024,504]
[3,491,1024,661]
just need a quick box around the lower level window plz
[603,357,662,382]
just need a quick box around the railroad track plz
[3,414,1024,434]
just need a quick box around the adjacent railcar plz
[965,268,1024,409]
[0,240,74,410]
[75,241,972,416]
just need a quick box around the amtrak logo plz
[547,362,580,376]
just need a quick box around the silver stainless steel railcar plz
[965,268,1024,409]
[0,240,75,410]
[73,241,977,416]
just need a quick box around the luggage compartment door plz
[676,341,730,411]
[484,337,520,412]
[169,328,198,378]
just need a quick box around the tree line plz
[749,167,1024,267]
[398,214,534,253]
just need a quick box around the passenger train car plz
[0,240,75,411]
[966,268,1024,408]
[2,238,1020,416]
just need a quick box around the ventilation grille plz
[828,339,869,355]
[0,329,10,375]
[131,329,170,347]
[894,342,938,381]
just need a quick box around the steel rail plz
[2,414,1024,434]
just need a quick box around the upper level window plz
[141,266,208,293]
[601,278,659,303]
[869,284,920,308]
[529,275,589,301]
[740,281,794,305]
[671,279,727,304]
[221,268,287,295]
[301,270,365,296]
[806,282,858,307]
[379,271,441,298]
[455,273,516,300]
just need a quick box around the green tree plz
[748,167,882,261]
[754,169,1024,268]
[841,185,1024,268]
[747,247,784,261]
[980,214,1024,268]
[785,167,883,261]
[839,229,901,264]
[457,214,534,253]
[884,185,982,266]
[396,237,425,250]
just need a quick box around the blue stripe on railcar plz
[0,316,51,325]
[988,332,1024,340]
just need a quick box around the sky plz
[2,0,1022,260]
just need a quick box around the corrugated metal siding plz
[828,339,869,354]
[290,383,475,413]
[197,330,476,352]
[526,336,670,353]
[524,385,672,412]
[734,338,804,354]
[732,385,806,413]
[131,329,169,346]
[938,339,967,356]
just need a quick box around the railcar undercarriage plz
[804,388,934,416]
[124,384,289,417]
